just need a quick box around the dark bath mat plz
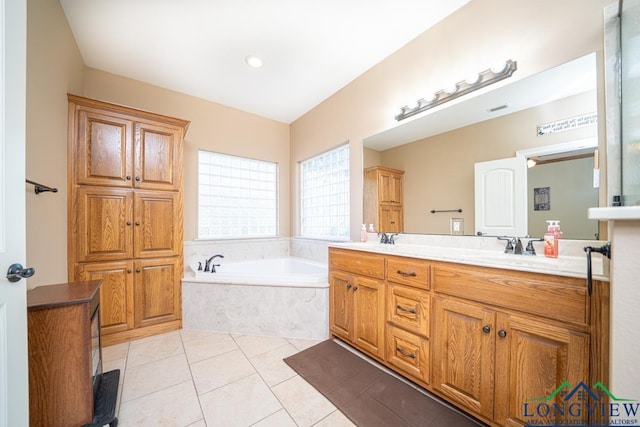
[284,340,484,427]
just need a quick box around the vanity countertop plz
[330,240,609,281]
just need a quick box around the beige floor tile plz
[102,342,129,362]
[234,334,289,358]
[182,331,238,364]
[249,343,298,387]
[121,353,191,402]
[190,348,256,395]
[287,338,324,352]
[199,374,282,427]
[271,375,336,427]
[251,408,298,427]
[127,333,184,368]
[117,380,203,427]
[180,328,218,343]
[312,410,357,427]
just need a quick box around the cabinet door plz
[75,109,133,188]
[134,258,181,328]
[134,191,182,258]
[433,297,496,420]
[76,261,135,335]
[379,206,403,233]
[134,122,182,190]
[74,187,133,262]
[352,276,385,358]
[494,313,590,427]
[329,271,353,340]
[379,171,403,205]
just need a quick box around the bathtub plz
[182,257,329,340]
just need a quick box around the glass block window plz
[198,150,278,238]
[300,144,350,240]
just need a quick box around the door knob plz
[6,263,35,283]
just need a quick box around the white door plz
[0,0,29,425]
[474,156,527,237]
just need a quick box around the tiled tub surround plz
[183,239,331,340]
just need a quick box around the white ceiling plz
[59,0,471,124]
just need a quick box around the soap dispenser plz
[361,224,368,242]
[544,220,558,258]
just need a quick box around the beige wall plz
[82,69,291,242]
[25,0,84,287]
[26,0,611,285]
[25,0,289,287]
[290,0,610,241]
[378,91,598,235]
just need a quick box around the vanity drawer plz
[386,256,430,289]
[387,283,430,337]
[329,248,385,279]
[432,264,587,325]
[386,325,430,385]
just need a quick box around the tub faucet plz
[204,254,224,272]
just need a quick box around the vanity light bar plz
[395,59,518,121]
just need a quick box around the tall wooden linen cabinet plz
[67,94,190,345]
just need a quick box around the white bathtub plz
[188,257,327,287]
[182,257,329,340]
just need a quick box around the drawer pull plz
[396,270,417,277]
[396,304,417,314]
[396,346,416,359]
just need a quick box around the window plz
[300,144,350,240]
[198,150,278,238]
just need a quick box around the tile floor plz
[102,329,357,427]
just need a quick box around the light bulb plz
[491,61,508,74]
[465,73,480,85]
[245,55,263,68]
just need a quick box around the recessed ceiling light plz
[245,55,263,69]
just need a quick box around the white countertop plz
[589,206,640,220]
[331,240,609,281]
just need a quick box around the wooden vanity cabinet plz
[329,249,386,358]
[328,247,609,427]
[432,264,592,426]
[364,166,404,233]
[385,255,431,386]
[68,94,189,345]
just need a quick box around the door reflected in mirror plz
[363,53,603,239]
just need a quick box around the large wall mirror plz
[363,53,604,240]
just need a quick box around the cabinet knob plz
[135,176,141,181]
[498,329,507,338]
[352,286,358,291]
[135,221,141,226]
[126,221,132,226]
[482,325,491,334]
[135,268,141,273]
[127,269,132,273]
[126,175,131,180]
[346,284,352,289]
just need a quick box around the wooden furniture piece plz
[67,94,190,345]
[363,166,404,233]
[328,247,609,427]
[27,281,109,427]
